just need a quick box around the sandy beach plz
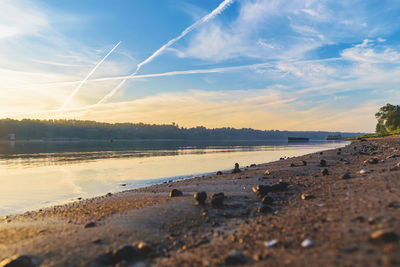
[0,136,399,266]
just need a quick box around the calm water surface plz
[0,140,348,216]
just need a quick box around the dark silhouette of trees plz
[0,118,361,140]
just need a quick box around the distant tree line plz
[0,118,361,141]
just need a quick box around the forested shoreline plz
[0,119,362,140]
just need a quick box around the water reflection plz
[0,140,347,216]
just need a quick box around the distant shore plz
[0,136,399,266]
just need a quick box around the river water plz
[0,140,347,216]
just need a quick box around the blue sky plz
[1,0,400,132]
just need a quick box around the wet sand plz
[0,136,399,266]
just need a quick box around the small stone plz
[264,170,270,175]
[113,245,140,262]
[265,239,278,248]
[170,189,183,197]
[370,230,398,243]
[301,239,313,248]
[216,171,223,175]
[258,205,274,213]
[343,160,350,165]
[340,246,359,253]
[321,168,329,176]
[252,182,289,197]
[261,196,274,205]
[359,169,369,175]
[0,255,40,267]
[211,192,224,208]
[337,151,341,155]
[319,152,323,155]
[301,193,315,200]
[106,192,112,197]
[319,159,327,167]
[364,157,379,165]
[341,172,351,179]
[387,154,398,159]
[137,241,151,253]
[352,216,365,222]
[84,222,96,228]
[225,250,247,265]
[92,239,103,244]
[250,164,256,167]
[232,163,241,173]
[120,183,126,186]
[301,160,307,166]
[194,192,207,205]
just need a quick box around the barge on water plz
[326,134,343,140]
[288,137,310,142]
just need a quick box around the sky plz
[1,0,400,132]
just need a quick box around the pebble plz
[364,157,379,165]
[170,189,183,197]
[216,171,223,175]
[319,159,327,167]
[232,163,242,174]
[252,182,289,197]
[112,245,140,263]
[0,255,40,267]
[211,192,224,208]
[341,172,351,179]
[359,169,369,175]
[321,168,329,176]
[301,193,315,200]
[261,196,274,205]
[370,230,398,243]
[290,163,296,167]
[302,160,307,166]
[265,239,278,248]
[194,192,207,205]
[225,250,247,265]
[137,241,151,253]
[258,205,274,213]
[301,239,313,248]
[84,222,96,228]
[264,170,270,175]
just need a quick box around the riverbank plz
[0,137,399,266]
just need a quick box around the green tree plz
[375,103,400,133]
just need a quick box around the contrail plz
[96,0,234,105]
[90,62,273,83]
[60,41,121,111]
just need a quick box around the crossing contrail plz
[60,41,121,111]
[96,0,234,105]
[89,62,273,83]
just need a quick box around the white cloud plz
[0,0,48,38]
[341,39,400,63]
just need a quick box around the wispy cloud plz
[0,0,48,38]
